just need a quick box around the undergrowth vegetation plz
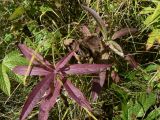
[0,0,160,120]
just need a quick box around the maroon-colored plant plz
[13,44,111,120]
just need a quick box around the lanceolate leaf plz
[125,54,138,68]
[20,73,55,120]
[91,78,102,101]
[112,28,137,40]
[55,51,75,70]
[13,66,51,76]
[9,6,25,20]
[144,3,160,25]
[92,70,106,100]
[39,80,62,120]
[107,41,124,57]
[81,5,107,39]
[64,64,111,75]
[64,79,92,111]
[18,44,52,68]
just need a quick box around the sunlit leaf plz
[140,7,155,14]
[0,64,10,96]
[146,29,160,50]
[40,5,59,21]
[144,4,160,25]
[9,6,25,20]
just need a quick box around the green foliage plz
[145,107,160,120]
[9,5,26,20]
[141,1,160,49]
[146,29,160,50]
[0,51,28,96]
[0,64,11,96]
[128,93,156,118]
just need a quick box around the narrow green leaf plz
[140,7,155,14]
[9,6,25,20]
[144,4,160,25]
[40,5,59,21]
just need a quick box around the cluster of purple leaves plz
[13,44,111,120]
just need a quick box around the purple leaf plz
[39,80,62,120]
[124,54,138,68]
[91,78,101,101]
[80,25,91,37]
[13,66,51,76]
[81,5,107,36]
[20,73,55,120]
[18,44,52,69]
[112,28,137,40]
[64,79,92,111]
[111,71,120,83]
[64,64,111,75]
[55,51,75,70]
[91,70,107,101]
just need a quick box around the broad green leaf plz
[146,29,160,50]
[3,51,28,69]
[140,7,155,14]
[145,107,160,120]
[128,99,142,120]
[9,6,25,20]
[145,64,159,72]
[128,93,156,118]
[3,51,28,84]
[0,64,11,96]
[4,33,13,42]
[144,4,160,25]
[137,93,156,117]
